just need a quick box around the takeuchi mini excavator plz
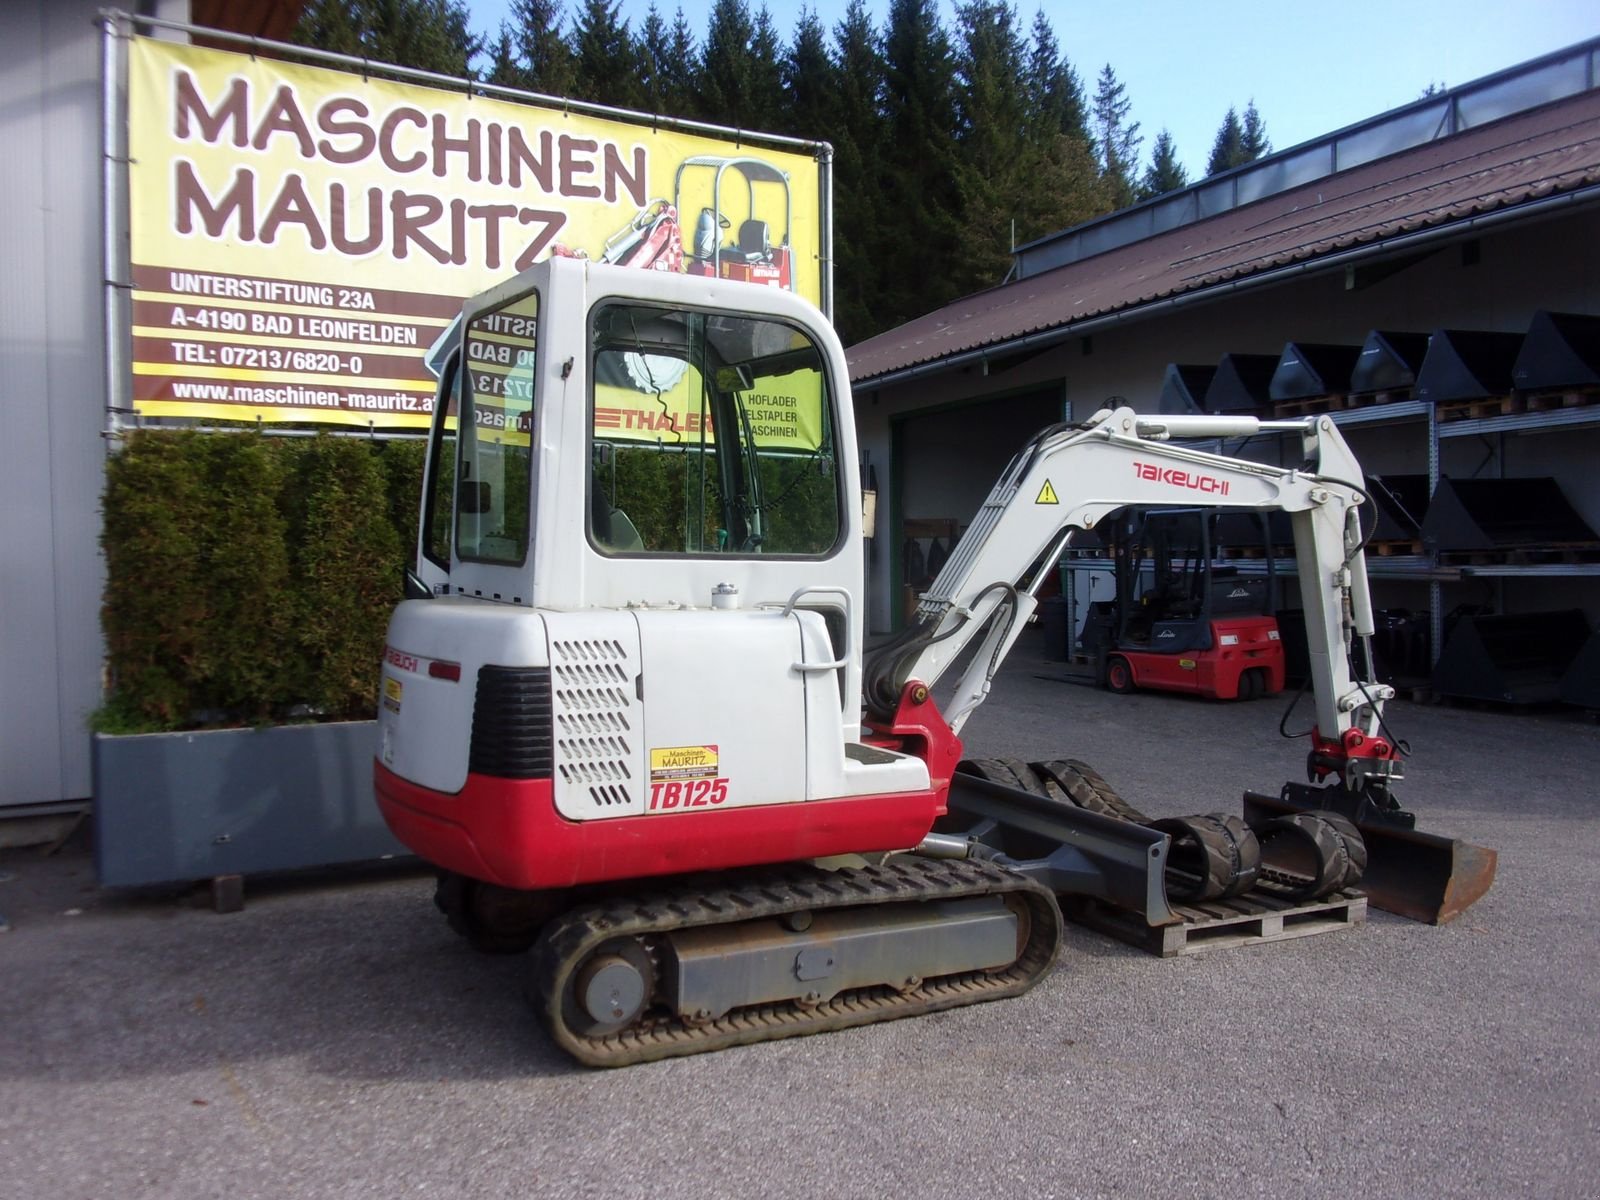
[374,259,1495,1067]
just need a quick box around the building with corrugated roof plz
[849,39,1600,684]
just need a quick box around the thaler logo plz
[1133,462,1231,495]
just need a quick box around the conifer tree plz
[829,0,887,342]
[293,0,481,77]
[1240,99,1270,160]
[1025,9,1088,144]
[637,4,671,111]
[571,0,642,109]
[637,5,697,116]
[1092,63,1141,209]
[1207,105,1245,174]
[483,25,529,89]
[782,8,834,140]
[698,0,760,127]
[877,0,962,327]
[951,1,1030,286]
[1138,129,1187,199]
[746,6,788,131]
[507,0,576,96]
[667,7,701,115]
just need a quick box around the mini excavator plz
[375,260,1495,1066]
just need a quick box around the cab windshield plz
[587,302,841,558]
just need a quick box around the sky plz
[465,0,1600,178]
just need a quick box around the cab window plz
[588,302,841,558]
[457,290,538,565]
[420,361,459,571]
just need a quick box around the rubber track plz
[1255,812,1352,900]
[1148,814,1261,901]
[527,856,1062,1068]
[1030,759,1150,824]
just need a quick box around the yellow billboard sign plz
[126,38,823,432]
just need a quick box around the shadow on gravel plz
[0,849,583,1085]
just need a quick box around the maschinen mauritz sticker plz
[649,745,719,781]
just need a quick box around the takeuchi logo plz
[1133,461,1231,495]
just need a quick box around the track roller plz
[526,856,1062,1067]
[434,871,562,954]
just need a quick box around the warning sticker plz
[1035,480,1059,505]
[650,745,720,781]
[382,676,403,713]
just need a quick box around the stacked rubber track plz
[955,757,1366,906]
[527,856,1063,1067]
[960,758,1146,823]
[1255,810,1367,899]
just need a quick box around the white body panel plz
[379,599,550,795]
[447,259,867,744]
[544,610,646,819]
[380,594,928,815]
[634,608,808,810]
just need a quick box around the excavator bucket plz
[1242,791,1497,924]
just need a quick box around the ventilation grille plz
[551,638,635,809]
[469,667,553,779]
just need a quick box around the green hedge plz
[99,431,423,732]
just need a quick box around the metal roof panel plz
[849,91,1600,384]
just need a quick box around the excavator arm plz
[866,405,1400,803]
[868,405,1494,924]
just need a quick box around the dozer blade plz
[1243,791,1497,924]
[943,771,1179,927]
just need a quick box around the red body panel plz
[376,767,947,890]
[1119,616,1285,700]
[376,683,959,891]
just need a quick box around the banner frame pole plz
[97,10,830,167]
[100,9,133,439]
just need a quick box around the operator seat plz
[591,485,644,553]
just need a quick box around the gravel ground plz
[3,640,1598,1199]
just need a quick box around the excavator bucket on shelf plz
[1243,790,1497,924]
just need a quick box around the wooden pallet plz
[1520,386,1600,412]
[1271,394,1347,417]
[1436,543,1600,566]
[1438,394,1519,421]
[1215,543,1295,560]
[1062,887,1367,958]
[1367,538,1424,557]
[1345,388,1411,408]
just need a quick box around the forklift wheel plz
[1105,657,1135,694]
[1236,668,1263,701]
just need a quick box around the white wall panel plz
[0,1,109,805]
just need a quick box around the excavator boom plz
[864,405,1491,924]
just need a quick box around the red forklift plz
[1082,507,1285,700]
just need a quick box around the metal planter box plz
[92,721,406,888]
